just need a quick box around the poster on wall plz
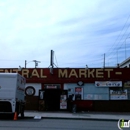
[39,91,44,100]
[85,94,93,100]
[110,89,128,100]
[94,95,99,100]
[75,87,83,100]
[94,95,102,100]
[60,95,67,109]
[84,94,102,100]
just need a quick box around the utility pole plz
[25,60,27,68]
[103,53,105,68]
[117,50,118,65]
[125,39,126,59]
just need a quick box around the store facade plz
[0,67,130,112]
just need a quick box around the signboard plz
[95,81,122,87]
[75,87,82,92]
[110,89,127,100]
[75,87,83,100]
[0,68,125,79]
[124,81,130,87]
[60,95,67,109]
[46,86,57,89]
[44,84,61,89]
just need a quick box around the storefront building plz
[0,67,130,112]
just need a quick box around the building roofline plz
[119,57,130,66]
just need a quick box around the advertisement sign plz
[84,94,102,100]
[95,81,122,87]
[75,87,83,100]
[60,95,67,109]
[110,89,127,100]
[124,81,130,87]
[85,94,93,100]
[44,84,61,89]
[46,86,57,89]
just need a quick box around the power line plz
[106,15,130,65]
[106,14,130,58]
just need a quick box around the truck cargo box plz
[0,73,26,117]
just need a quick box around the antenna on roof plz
[48,50,58,74]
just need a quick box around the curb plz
[22,116,118,121]
[42,117,118,121]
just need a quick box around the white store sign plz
[95,81,122,87]
[110,89,128,100]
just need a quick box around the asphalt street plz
[0,118,119,130]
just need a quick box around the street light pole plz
[33,60,41,68]
[25,60,41,68]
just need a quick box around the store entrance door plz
[39,89,68,111]
[44,89,61,111]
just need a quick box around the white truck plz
[0,73,26,118]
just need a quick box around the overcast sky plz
[0,0,130,68]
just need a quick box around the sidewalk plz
[24,111,130,121]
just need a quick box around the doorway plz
[44,89,61,111]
